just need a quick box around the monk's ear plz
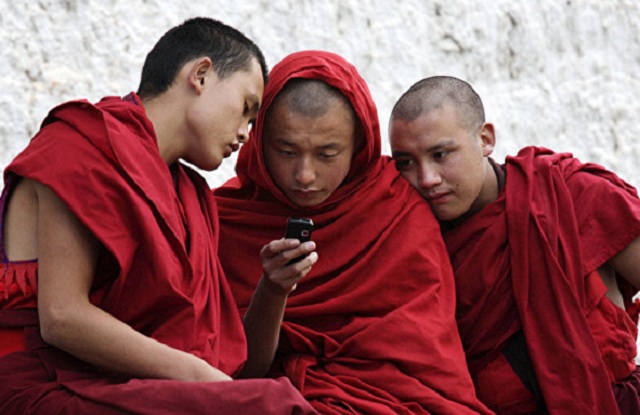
[478,122,496,157]
[188,57,214,94]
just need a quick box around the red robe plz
[215,51,492,414]
[0,94,315,414]
[444,147,640,414]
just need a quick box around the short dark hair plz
[137,17,268,99]
[390,76,485,132]
[269,78,363,146]
[272,78,356,121]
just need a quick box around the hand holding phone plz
[257,218,316,295]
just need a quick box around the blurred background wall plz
[2,0,639,189]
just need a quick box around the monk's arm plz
[239,239,317,378]
[608,235,640,288]
[35,182,230,382]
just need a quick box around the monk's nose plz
[295,158,316,186]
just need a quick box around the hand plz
[190,357,234,382]
[260,238,318,296]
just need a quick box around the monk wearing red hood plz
[214,51,492,414]
[0,17,315,414]
[389,75,640,414]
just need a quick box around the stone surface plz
[2,0,639,189]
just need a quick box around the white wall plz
[2,0,640,189]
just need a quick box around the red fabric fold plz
[0,95,317,414]
[444,147,640,414]
[0,261,38,305]
[216,51,492,414]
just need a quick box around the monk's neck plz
[470,158,500,214]
[142,92,187,166]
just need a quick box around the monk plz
[0,17,315,414]
[214,51,493,414]
[388,75,640,414]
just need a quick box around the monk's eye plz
[394,158,415,171]
[278,149,297,157]
[318,152,338,160]
[434,150,450,160]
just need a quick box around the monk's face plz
[184,58,263,171]
[263,99,356,207]
[389,104,496,221]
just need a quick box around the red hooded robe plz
[215,51,492,415]
[444,147,640,414]
[0,94,315,414]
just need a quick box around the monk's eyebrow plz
[270,139,341,151]
[272,137,295,146]
[391,150,411,158]
[392,140,457,158]
[427,140,456,152]
[318,143,340,150]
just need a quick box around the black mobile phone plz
[285,217,314,264]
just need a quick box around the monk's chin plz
[430,206,463,222]
[287,191,327,207]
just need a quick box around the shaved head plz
[268,78,363,148]
[271,78,355,121]
[390,76,485,133]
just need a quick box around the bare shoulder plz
[608,235,640,289]
[4,177,39,260]
[597,263,625,309]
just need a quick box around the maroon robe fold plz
[444,146,640,414]
[0,94,315,414]
[215,51,492,414]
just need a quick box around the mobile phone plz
[285,217,314,264]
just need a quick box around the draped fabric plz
[215,51,492,414]
[444,147,640,414]
[0,95,315,414]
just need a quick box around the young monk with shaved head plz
[389,75,640,414]
[215,51,493,414]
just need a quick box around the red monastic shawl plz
[444,147,640,414]
[0,96,315,414]
[215,51,492,415]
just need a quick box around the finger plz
[282,253,318,289]
[285,251,319,274]
[281,241,316,264]
[261,238,301,259]
[269,251,318,282]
